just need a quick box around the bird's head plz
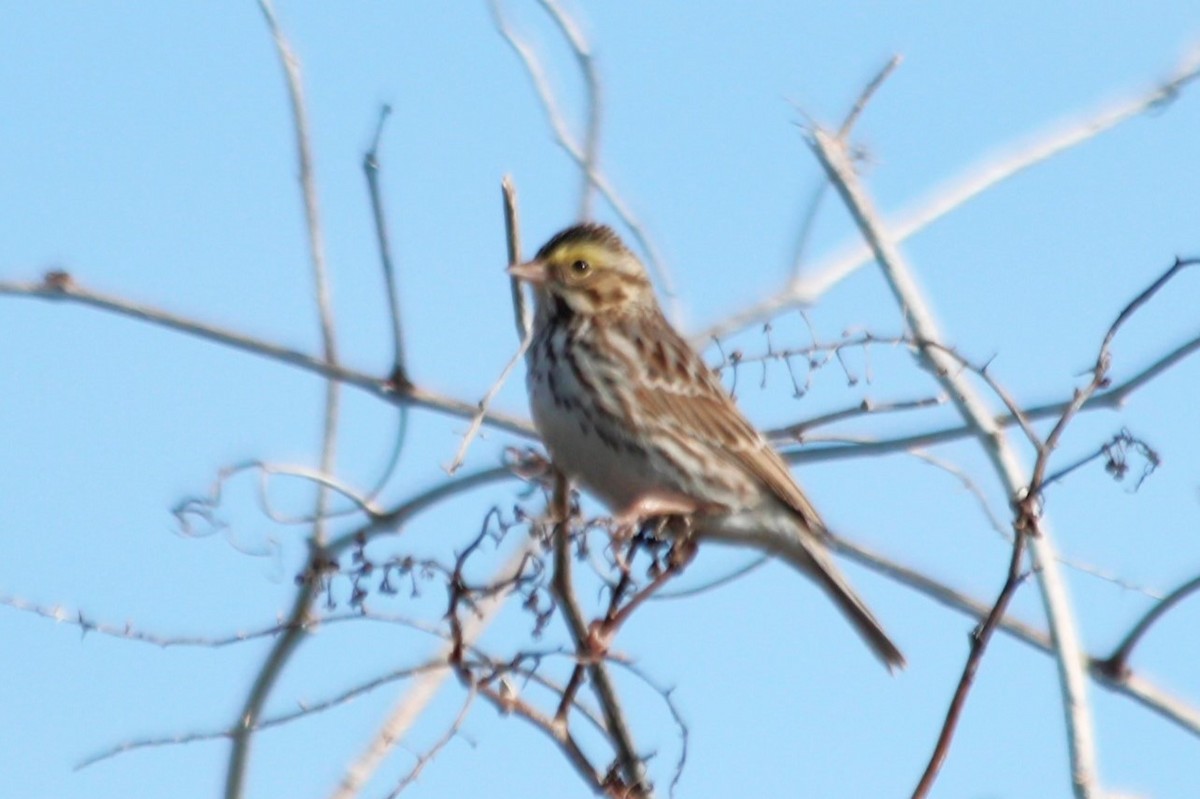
[507,223,656,317]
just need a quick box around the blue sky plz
[3,3,1200,798]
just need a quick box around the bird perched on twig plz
[508,223,904,670]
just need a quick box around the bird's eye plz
[570,260,590,274]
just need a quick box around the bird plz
[507,222,904,670]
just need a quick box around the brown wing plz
[614,313,905,669]
[620,313,824,531]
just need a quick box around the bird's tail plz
[763,530,905,671]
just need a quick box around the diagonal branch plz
[811,127,1099,798]
[0,274,538,439]
[1099,572,1200,680]
[830,534,1200,737]
[699,46,1200,342]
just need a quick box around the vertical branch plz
[225,580,318,799]
[502,176,531,340]
[363,104,408,384]
[811,128,1099,798]
[257,0,341,543]
[358,105,410,500]
[444,178,533,474]
[549,475,650,796]
[227,5,341,798]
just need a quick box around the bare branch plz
[907,449,1009,536]
[838,54,903,138]
[447,187,538,474]
[780,335,1200,464]
[174,460,383,532]
[1099,573,1200,680]
[357,106,413,503]
[911,525,1029,799]
[330,539,538,799]
[383,687,475,798]
[225,4,342,797]
[0,274,538,439]
[502,176,532,339]
[326,464,517,557]
[254,0,341,541]
[651,555,768,601]
[832,534,1200,737]
[363,104,408,382]
[487,0,677,311]
[549,475,651,796]
[811,126,1099,797]
[224,576,317,799]
[787,178,830,282]
[446,335,534,474]
[771,394,947,440]
[82,659,452,771]
[699,47,1200,342]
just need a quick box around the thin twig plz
[476,676,604,791]
[445,180,538,474]
[0,600,450,651]
[838,54,903,138]
[1100,574,1200,679]
[81,660,450,771]
[445,509,607,795]
[361,103,412,501]
[383,687,476,799]
[907,449,1009,536]
[779,334,1200,463]
[364,103,408,382]
[255,0,341,544]
[224,576,317,799]
[911,528,1029,798]
[326,465,516,557]
[652,555,769,600]
[787,180,829,281]
[1096,256,1199,361]
[502,176,532,339]
[227,5,340,797]
[772,393,947,440]
[175,460,383,530]
[445,334,533,474]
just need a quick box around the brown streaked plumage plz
[508,223,904,670]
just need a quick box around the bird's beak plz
[506,259,549,285]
